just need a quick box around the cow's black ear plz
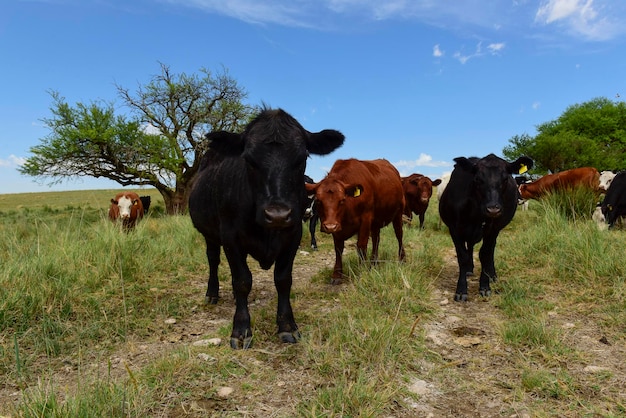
[454,157,476,173]
[207,131,244,156]
[306,130,345,156]
[432,179,442,186]
[509,156,534,175]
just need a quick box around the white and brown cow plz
[108,191,144,231]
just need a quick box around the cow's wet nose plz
[264,207,293,227]
[322,223,339,233]
[486,205,502,218]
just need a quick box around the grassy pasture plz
[0,188,625,417]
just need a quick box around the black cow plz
[139,195,151,214]
[601,171,626,229]
[188,108,344,349]
[439,154,533,301]
[303,175,320,250]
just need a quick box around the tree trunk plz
[158,184,190,215]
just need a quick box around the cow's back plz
[558,167,599,189]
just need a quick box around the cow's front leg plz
[204,240,221,304]
[392,213,406,261]
[478,234,498,297]
[451,233,472,301]
[368,227,380,266]
[274,250,300,344]
[331,235,345,284]
[224,249,253,349]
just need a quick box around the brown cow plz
[109,191,144,230]
[305,158,405,284]
[519,167,600,200]
[402,174,442,228]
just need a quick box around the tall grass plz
[1,189,626,416]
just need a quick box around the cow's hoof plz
[479,289,492,297]
[330,278,343,285]
[230,335,253,350]
[278,330,301,344]
[454,293,468,302]
[204,296,219,305]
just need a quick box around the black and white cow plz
[599,170,618,193]
[304,175,320,250]
[188,108,344,349]
[601,171,626,229]
[439,154,533,301]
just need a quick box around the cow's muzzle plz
[486,205,502,218]
[263,206,294,228]
[321,223,340,233]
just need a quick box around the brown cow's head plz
[305,178,363,233]
[403,174,442,204]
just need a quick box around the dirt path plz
[3,245,625,417]
[415,249,626,417]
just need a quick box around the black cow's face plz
[208,109,344,229]
[456,154,534,218]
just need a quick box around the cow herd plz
[106,107,626,349]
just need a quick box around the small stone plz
[197,353,215,362]
[208,338,222,346]
[408,378,431,395]
[583,365,610,373]
[164,318,177,324]
[454,336,482,347]
[217,386,234,398]
[192,338,222,346]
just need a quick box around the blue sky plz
[2,0,626,194]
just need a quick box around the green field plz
[0,189,624,417]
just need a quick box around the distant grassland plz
[0,188,164,212]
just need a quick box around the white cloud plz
[395,153,450,171]
[453,41,505,64]
[536,0,589,23]
[433,44,444,57]
[487,42,505,53]
[0,155,26,168]
[532,101,541,110]
[535,0,621,40]
[170,1,625,41]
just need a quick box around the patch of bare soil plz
[413,249,626,417]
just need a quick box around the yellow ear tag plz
[518,164,528,174]
[353,187,361,197]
